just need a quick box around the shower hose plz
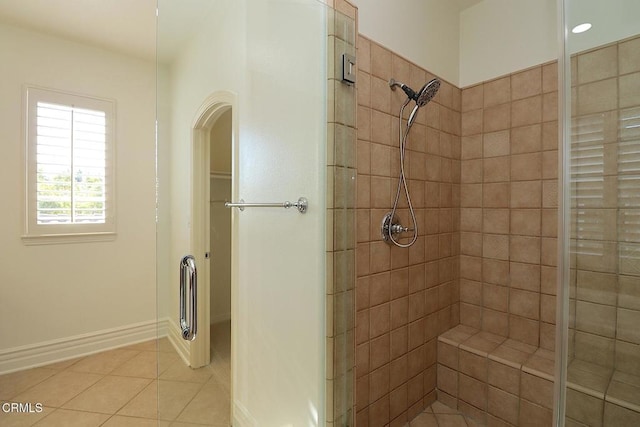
[388,98,419,248]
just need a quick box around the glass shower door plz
[561,1,640,425]
[156,0,329,425]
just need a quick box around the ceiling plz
[0,0,156,60]
[0,0,486,62]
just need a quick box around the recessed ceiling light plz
[572,23,592,34]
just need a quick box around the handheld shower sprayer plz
[382,77,441,248]
[390,78,440,126]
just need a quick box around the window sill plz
[21,232,117,246]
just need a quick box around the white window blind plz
[619,107,640,275]
[36,102,107,224]
[570,113,606,261]
[24,87,115,243]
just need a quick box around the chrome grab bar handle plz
[225,197,308,214]
[179,255,197,341]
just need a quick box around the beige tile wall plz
[350,12,640,427]
[569,34,640,379]
[458,62,560,350]
[562,34,640,427]
[326,2,358,427]
[355,35,461,427]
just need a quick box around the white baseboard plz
[156,317,170,338]
[167,318,190,365]
[0,318,167,375]
[233,401,258,427]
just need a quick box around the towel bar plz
[225,197,308,214]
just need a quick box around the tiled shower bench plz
[437,325,557,427]
[436,325,640,426]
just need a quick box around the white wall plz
[0,23,157,372]
[350,0,463,85]
[353,0,640,88]
[351,0,559,88]
[460,0,557,87]
[156,63,172,327]
[566,0,640,54]
[159,0,326,424]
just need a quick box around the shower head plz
[390,78,441,127]
[389,78,440,107]
[407,79,441,126]
[415,78,440,107]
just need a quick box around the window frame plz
[22,86,116,244]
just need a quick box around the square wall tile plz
[482,309,509,336]
[577,45,617,85]
[510,262,541,291]
[620,37,640,74]
[619,275,640,310]
[512,124,542,154]
[511,67,542,100]
[484,209,510,234]
[484,77,511,107]
[566,389,604,427]
[574,331,615,367]
[484,130,510,157]
[487,385,519,425]
[483,234,510,260]
[460,279,482,305]
[462,110,483,136]
[509,315,539,346]
[484,259,510,286]
[462,134,483,159]
[604,402,640,426]
[511,209,541,236]
[488,359,520,395]
[617,308,640,344]
[575,300,616,338]
[483,183,509,208]
[616,340,640,377]
[519,399,552,427]
[521,372,553,409]
[510,236,541,264]
[511,153,542,181]
[543,61,558,93]
[620,72,640,108]
[484,283,508,312]
[512,96,542,128]
[483,157,510,183]
[458,349,488,382]
[437,364,458,398]
[511,181,542,208]
[577,78,618,115]
[463,84,484,112]
[484,103,511,132]
[458,373,487,410]
[509,289,540,320]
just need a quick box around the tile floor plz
[0,321,231,427]
[407,401,483,427]
[0,322,491,427]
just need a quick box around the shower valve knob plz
[381,212,415,243]
[390,224,409,234]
